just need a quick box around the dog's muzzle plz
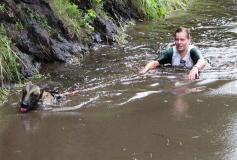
[20,101,29,112]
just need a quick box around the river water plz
[1,0,237,159]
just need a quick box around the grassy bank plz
[0,23,22,105]
[130,0,190,19]
[0,24,22,85]
[44,0,96,39]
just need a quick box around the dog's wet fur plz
[21,84,55,112]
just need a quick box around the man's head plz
[175,27,191,39]
[174,27,191,54]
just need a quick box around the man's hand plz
[187,66,199,80]
[139,69,148,74]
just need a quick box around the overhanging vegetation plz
[130,0,190,19]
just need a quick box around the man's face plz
[175,31,191,53]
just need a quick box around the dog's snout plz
[21,101,28,107]
[20,100,29,112]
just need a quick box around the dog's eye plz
[31,92,37,97]
[22,89,27,94]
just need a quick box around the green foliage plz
[83,9,95,31]
[27,7,34,18]
[125,21,136,26]
[65,3,79,17]
[92,0,101,3]
[131,0,189,19]
[0,24,22,86]
[44,0,96,38]
[15,22,24,30]
[26,7,52,34]
[0,87,9,107]
[34,72,51,80]
[87,9,96,21]
[116,29,128,44]
[117,0,128,6]
[92,0,110,20]
[0,4,5,11]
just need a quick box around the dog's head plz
[20,84,45,112]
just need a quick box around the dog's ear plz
[39,84,47,90]
[39,85,47,99]
[39,88,44,99]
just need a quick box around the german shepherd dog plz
[20,84,55,112]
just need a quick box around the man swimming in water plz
[139,27,205,80]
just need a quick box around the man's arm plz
[139,48,173,74]
[139,60,160,74]
[188,47,205,80]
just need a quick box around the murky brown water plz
[1,0,237,159]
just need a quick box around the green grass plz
[131,0,190,19]
[0,3,4,11]
[44,0,190,39]
[45,0,95,39]
[0,24,22,86]
[0,87,9,107]
[0,23,23,107]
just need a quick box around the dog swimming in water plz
[20,83,100,112]
[20,84,56,113]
